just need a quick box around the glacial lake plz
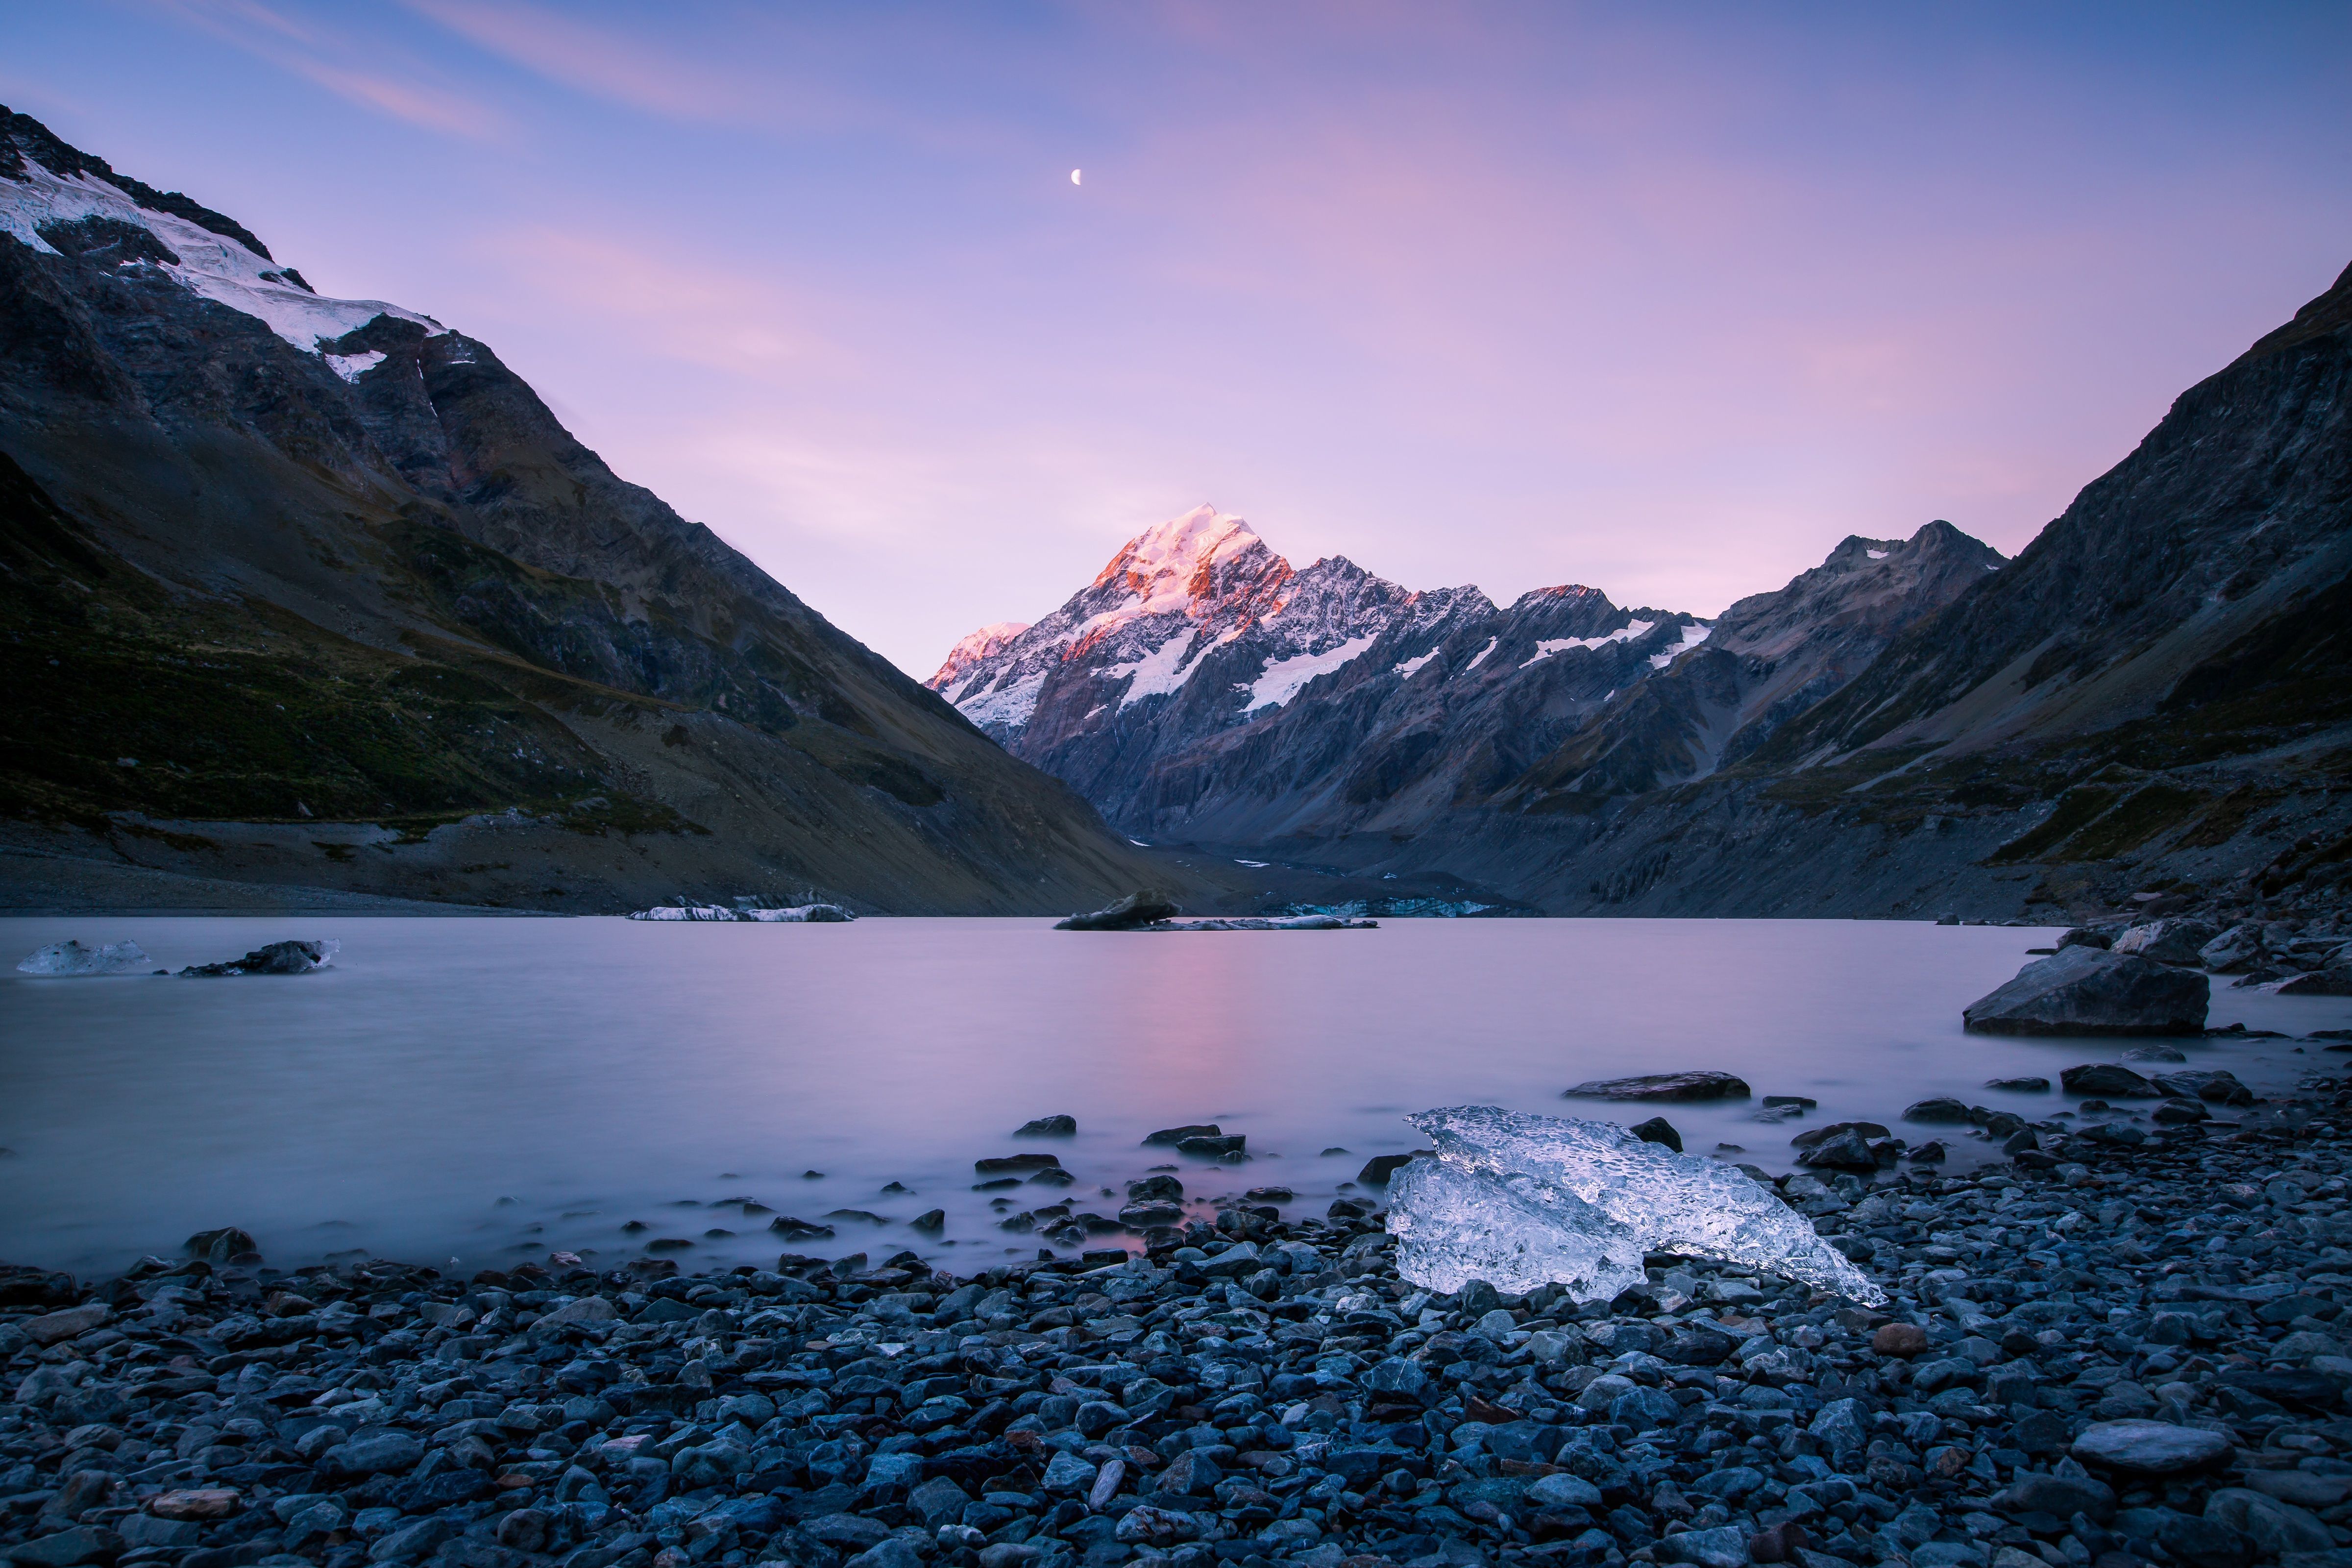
[2,915,2346,1281]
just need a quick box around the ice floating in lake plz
[1152,914,1376,931]
[178,939,338,977]
[16,940,154,976]
[628,904,855,923]
[1388,1104,1884,1303]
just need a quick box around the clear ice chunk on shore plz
[1388,1104,1884,1303]
[16,939,154,976]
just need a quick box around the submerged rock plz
[177,939,337,977]
[1142,1124,1220,1146]
[2060,1062,2161,1098]
[1014,1114,1077,1136]
[15,939,153,976]
[1962,946,2208,1036]
[2278,966,2352,996]
[1563,1070,1751,1102]
[2153,1068,2254,1105]
[1053,890,1179,931]
[1628,1116,1682,1152]
[1386,1104,1882,1301]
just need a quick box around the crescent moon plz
[1071,169,1082,186]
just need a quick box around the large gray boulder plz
[1562,1071,1751,1102]
[1054,890,1179,931]
[2113,918,2223,966]
[1962,946,2208,1036]
[2198,924,2269,973]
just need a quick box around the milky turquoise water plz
[1,915,2343,1280]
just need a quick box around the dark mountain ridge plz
[0,107,1164,914]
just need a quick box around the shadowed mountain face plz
[936,264,2352,922]
[1396,261,2352,920]
[0,107,1161,914]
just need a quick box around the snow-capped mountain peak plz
[1,107,444,355]
[928,620,1032,690]
[1092,504,1264,601]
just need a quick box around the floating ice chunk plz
[1151,914,1376,931]
[1388,1105,1884,1303]
[628,904,853,922]
[177,939,338,977]
[16,939,154,976]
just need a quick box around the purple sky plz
[10,2,2350,673]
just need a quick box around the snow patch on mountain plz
[1519,619,1656,668]
[324,350,385,384]
[1462,636,1499,673]
[1245,636,1376,712]
[1110,631,1204,710]
[1393,648,1442,679]
[956,671,1047,730]
[0,160,443,352]
[1648,622,1713,668]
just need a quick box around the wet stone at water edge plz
[16,1067,2352,1568]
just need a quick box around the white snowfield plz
[0,159,443,352]
[1108,626,1239,711]
[15,940,155,976]
[1244,635,1375,712]
[1519,618,1656,668]
[1392,648,1441,679]
[1387,1104,1884,1304]
[955,670,1047,729]
[324,350,386,383]
[1648,621,1713,669]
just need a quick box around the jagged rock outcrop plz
[0,107,1160,914]
[1497,522,2004,807]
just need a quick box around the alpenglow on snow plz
[1387,1105,1884,1303]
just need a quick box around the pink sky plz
[10,2,2351,670]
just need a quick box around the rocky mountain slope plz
[931,511,2003,855]
[930,506,1712,842]
[1404,263,2352,922]
[936,262,2351,925]
[0,107,1165,914]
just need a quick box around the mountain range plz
[935,262,2352,922]
[0,107,1161,915]
[5,103,2345,924]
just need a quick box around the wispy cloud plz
[476,225,843,379]
[400,0,740,122]
[141,0,505,140]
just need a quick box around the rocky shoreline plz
[15,1070,2352,1568]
